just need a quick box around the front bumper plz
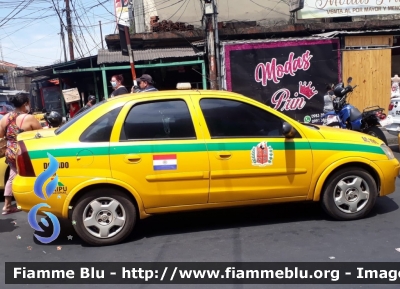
[373,158,400,197]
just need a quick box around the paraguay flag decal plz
[153,154,177,171]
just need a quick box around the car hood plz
[315,125,384,145]
[17,128,56,141]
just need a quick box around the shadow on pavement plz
[368,196,399,217]
[0,217,19,233]
[123,196,399,244]
[8,195,400,247]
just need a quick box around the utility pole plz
[212,0,221,90]
[0,41,3,61]
[99,21,104,49]
[60,23,68,62]
[126,2,137,87]
[124,25,137,87]
[65,0,74,60]
[205,1,217,89]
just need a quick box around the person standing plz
[131,74,158,93]
[323,84,336,113]
[68,101,81,118]
[0,93,42,215]
[110,74,128,97]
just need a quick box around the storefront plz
[221,37,341,124]
[53,48,206,100]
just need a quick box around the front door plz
[110,97,210,209]
[195,97,313,203]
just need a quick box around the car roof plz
[104,90,246,103]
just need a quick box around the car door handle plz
[216,151,232,159]
[124,154,141,164]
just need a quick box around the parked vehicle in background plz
[321,77,390,145]
[385,97,400,137]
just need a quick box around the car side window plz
[80,107,122,142]
[199,98,294,138]
[121,99,196,141]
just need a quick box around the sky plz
[0,0,290,68]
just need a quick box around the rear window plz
[54,100,106,135]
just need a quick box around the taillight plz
[16,141,36,177]
[389,103,394,111]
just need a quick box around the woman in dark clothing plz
[110,74,128,97]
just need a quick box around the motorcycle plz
[41,109,64,129]
[321,77,390,145]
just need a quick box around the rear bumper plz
[12,175,65,218]
[373,158,400,197]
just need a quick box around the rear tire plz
[363,126,388,145]
[321,167,377,221]
[72,188,137,246]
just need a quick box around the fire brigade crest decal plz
[251,141,274,167]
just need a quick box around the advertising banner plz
[298,0,400,19]
[223,39,341,124]
[114,0,130,27]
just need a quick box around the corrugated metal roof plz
[0,60,18,68]
[221,36,333,46]
[97,47,204,64]
[313,29,400,38]
[191,40,205,46]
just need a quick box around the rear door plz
[109,96,210,209]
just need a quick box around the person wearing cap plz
[131,74,158,93]
[73,95,97,118]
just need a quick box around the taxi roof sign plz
[176,83,191,90]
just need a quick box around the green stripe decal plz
[111,143,207,154]
[27,141,384,159]
[28,147,109,159]
[309,142,383,154]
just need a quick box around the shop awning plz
[97,47,204,65]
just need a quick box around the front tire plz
[72,189,137,246]
[363,126,388,145]
[321,168,377,220]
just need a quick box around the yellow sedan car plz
[12,89,400,246]
[0,158,9,190]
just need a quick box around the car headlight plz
[381,144,395,160]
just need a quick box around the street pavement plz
[1,145,400,289]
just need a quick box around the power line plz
[0,8,55,41]
[166,0,187,20]
[50,0,67,29]
[249,0,290,17]
[0,0,35,28]
[71,0,93,56]
[0,0,25,27]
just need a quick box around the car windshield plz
[54,100,107,135]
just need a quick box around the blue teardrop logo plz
[28,153,61,244]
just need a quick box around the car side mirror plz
[282,122,296,138]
